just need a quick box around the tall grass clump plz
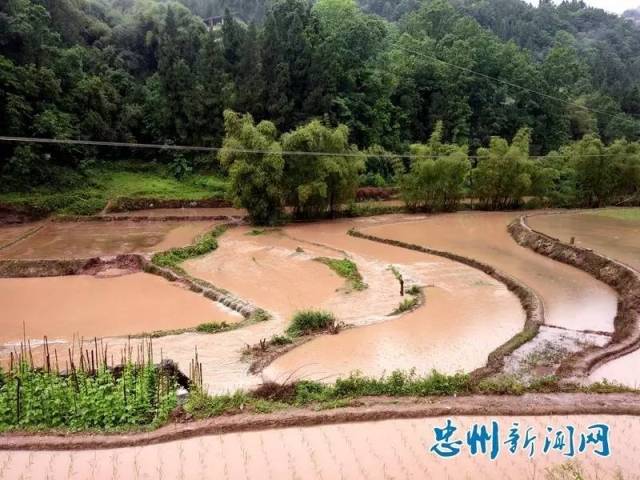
[152,225,227,271]
[286,310,336,336]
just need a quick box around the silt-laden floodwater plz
[528,209,640,271]
[263,218,524,381]
[363,212,618,333]
[0,220,217,259]
[0,272,242,344]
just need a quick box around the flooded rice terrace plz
[0,220,216,259]
[262,218,524,382]
[0,273,242,344]
[0,209,635,391]
[528,209,640,272]
[2,415,637,479]
[363,212,619,333]
[526,208,640,388]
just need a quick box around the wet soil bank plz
[348,228,543,380]
[509,216,640,379]
[105,197,232,213]
[1,393,639,451]
[53,213,243,222]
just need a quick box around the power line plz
[395,44,640,121]
[0,135,629,159]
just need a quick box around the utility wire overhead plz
[0,135,628,160]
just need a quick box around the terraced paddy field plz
[362,212,619,333]
[525,208,640,388]
[528,208,640,272]
[263,218,524,382]
[0,220,217,259]
[0,272,242,344]
[2,415,637,479]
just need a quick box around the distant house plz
[203,15,224,30]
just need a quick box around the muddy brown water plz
[261,218,525,381]
[137,218,523,391]
[0,272,242,344]
[363,212,618,333]
[528,209,640,272]
[1,415,636,479]
[0,223,41,250]
[590,349,640,389]
[184,227,345,319]
[0,220,217,259]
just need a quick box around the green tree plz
[472,127,535,209]
[218,110,285,225]
[281,120,364,217]
[400,121,468,211]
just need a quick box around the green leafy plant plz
[392,296,418,315]
[0,362,177,431]
[269,335,293,346]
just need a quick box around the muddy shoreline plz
[1,393,639,451]
[347,228,545,380]
[509,216,640,379]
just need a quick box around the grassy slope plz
[0,165,228,216]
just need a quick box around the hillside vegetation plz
[1,0,639,217]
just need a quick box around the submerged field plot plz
[526,208,640,388]
[2,414,637,479]
[0,220,218,260]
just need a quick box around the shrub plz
[286,310,336,336]
[392,296,418,315]
[270,335,293,346]
[250,309,270,323]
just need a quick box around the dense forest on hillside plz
[1,0,639,200]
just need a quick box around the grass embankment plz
[315,257,367,291]
[187,370,639,418]
[1,365,634,432]
[0,362,177,432]
[186,370,637,419]
[152,225,228,273]
[0,163,228,216]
